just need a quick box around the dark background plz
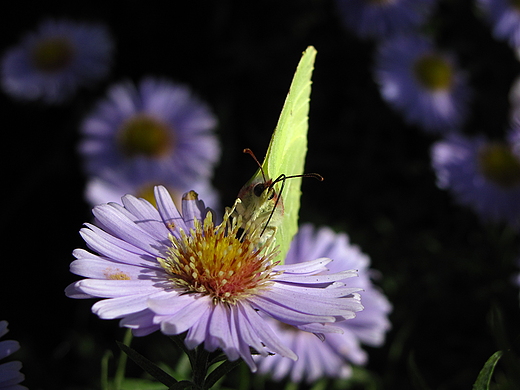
[2,1,520,389]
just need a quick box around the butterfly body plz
[235,174,285,243]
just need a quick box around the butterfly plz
[235,148,322,244]
[232,45,318,262]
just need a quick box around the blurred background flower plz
[477,0,520,55]
[374,34,471,133]
[1,18,113,104]
[0,321,27,390]
[431,133,520,227]
[78,77,220,206]
[335,0,436,40]
[84,165,220,210]
[255,224,391,383]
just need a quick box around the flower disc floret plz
[159,211,278,304]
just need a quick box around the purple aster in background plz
[1,19,113,104]
[509,74,520,124]
[431,133,520,226]
[66,186,363,371]
[374,35,471,133]
[477,0,520,53]
[79,77,220,189]
[0,321,27,390]
[255,224,392,383]
[336,0,436,40]
[84,164,220,211]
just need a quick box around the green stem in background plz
[192,345,210,388]
[204,358,242,389]
[100,349,114,390]
[170,334,197,369]
[116,340,178,388]
[113,329,133,390]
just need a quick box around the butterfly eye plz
[253,183,267,197]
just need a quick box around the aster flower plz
[431,133,520,226]
[0,321,27,390]
[79,77,219,187]
[477,0,520,52]
[255,224,392,383]
[374,35,471,133]
[84,165,220,211]
[509,75,520,124]
[1,18,113,104]
[66,186,363,371]
[335,0,436,40]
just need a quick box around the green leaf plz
[203,359,243,389]
[168,380,196,390]
[101,349,114,390]
[473,351,502,390]
[407,351,431,390]
[243,46,316,263]
[117,341,178,388]
[118,378,168,390]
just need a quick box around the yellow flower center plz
[136,184,182,209]
[118,114,173,158]
[31,37,74,73]
[478,143,520,188]
[413,54,453,91]
[159,192,279,305]
[510,0,520,11]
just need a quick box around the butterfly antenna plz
[260,174,286,237]
[243,148,268,183]
[271,172,323,187]
[260,173,323,237]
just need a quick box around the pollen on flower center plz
[478,143,520,188]
[413,54,453,91]
[31,37,75,72]
[118,114,173,158]
[158,203,279,305]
